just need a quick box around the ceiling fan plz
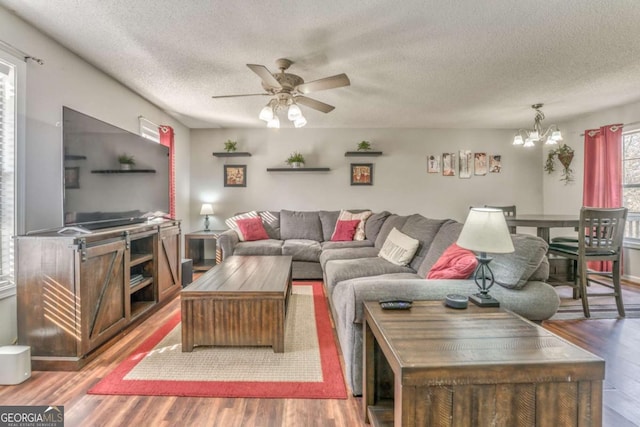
[211,58,350,127]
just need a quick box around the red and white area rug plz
[88,282,347,399]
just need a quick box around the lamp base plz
[469,293,500,307]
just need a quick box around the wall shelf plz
[266,167,331,172]
[212,152,252,157]
[91,169,156,174]
[344,151,383,157]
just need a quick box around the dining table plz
[505,214,580,243]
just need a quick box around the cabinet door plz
[79,239,127,354]
[158,226,181,301]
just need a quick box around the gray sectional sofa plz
[216,209,561,395]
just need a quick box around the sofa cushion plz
[417,220,464,277]
[225,211,259,241]
[529,256,550,282]
[233,239,283,256]
[236,217,269,241]
[427,243,477,279]
[282,239,322,262]
[319,210,341,241]
[336,210,372,241]
[331,219,361,241]
[259,210,281,240]
[374,215,409,248]
[280,210,323,241]
[324,257,415,295]
[321,240,375,250]
[491,234,549,289]
[378,228,420,266]
[319,245,379,269]
[400,214,447,271]
[365,211,391,242]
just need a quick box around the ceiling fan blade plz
[295,95,335,113]
[247,64,282,88]
[211,93,270,99]
[296,73,350,94]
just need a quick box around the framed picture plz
[427,155,441,173]
[474,152,488,175]
[442,153,456,176]
[489,154,502,173]
[351,163,373,185]
[64,167,80,189]
[224,164,246,187]
[458,150,472,179]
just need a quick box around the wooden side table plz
[363,301,604,427]
[184,230,227,272]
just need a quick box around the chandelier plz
[512,104,562,147]
[258,93,307,128]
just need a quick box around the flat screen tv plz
[62,107,170,230]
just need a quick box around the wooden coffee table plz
[181,255,292,353]
[363,301,605,427]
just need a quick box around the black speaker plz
[181,259,193,287]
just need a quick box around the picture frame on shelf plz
[351,163,373,186]
[64,167,80,189]
[427,155,440,173]
[224,164,246,187]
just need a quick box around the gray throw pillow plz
[319,210,341,241]
[280,210,323,241]
[375,215,409,248]
[365,211,391,242]
[491,234,549,289]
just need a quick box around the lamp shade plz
[457,208,515,254]
[199,203,214,216]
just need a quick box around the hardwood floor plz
[2,284,640,426]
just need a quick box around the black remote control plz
[380,299,412,310]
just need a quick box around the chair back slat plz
[580,207,627,254]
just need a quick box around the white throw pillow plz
[378,227,420,266]
[225,211,259,241]
[332,210,372,241]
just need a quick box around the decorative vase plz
[120,163,131,171]
[291,162,304,169]
[558,152,574,169]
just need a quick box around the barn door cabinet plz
[15,220,181,370]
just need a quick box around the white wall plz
[190,128,544,230]
[544,100,640,279]
[0,8,191,345]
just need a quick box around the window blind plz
[0,57,16,291]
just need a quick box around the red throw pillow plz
[236,217,269,241]
[427,243,478,279]
[330,219,362,241]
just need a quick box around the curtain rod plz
[0,40,44,65]
[579,120,640,136]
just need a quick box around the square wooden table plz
[181,255,292,353]
[363,301,604,427]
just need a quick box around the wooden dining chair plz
[548,207,628,318]
[485,205,517,233]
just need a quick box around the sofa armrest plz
[216,229,239,260]
[331,276,560,326]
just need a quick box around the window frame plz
[622,128,640,248]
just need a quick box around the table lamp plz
[200,203,214,232]
[456,208,515,307]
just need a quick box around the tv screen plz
[62,107,170,230]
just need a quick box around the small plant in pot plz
[118,153,135,170]
[285,151,305,168]
[544,144,575,184]
[224,139,237,153]
[357,140,372,151]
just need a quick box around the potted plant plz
[118,153,135,170]
[224,139,237,153]
[285,151,305,168]
[544,144,574,184]
[357,140,372,151]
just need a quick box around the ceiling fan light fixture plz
[259,105,274,122]
[287,103,302,121]
[267,116,280,129]
[293,115,307,128]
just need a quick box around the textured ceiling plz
[3,0,640,129]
